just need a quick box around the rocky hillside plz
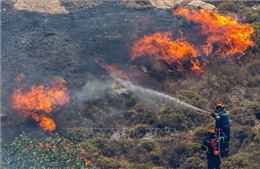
[1,1,260,169]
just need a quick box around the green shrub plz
[194,98,209,110]
[61,127,92,142]
[229,107,255,126]
[185,110,210,127]
[242,7,260,23]
[94,155,130,168]
[1,133,93,169]
[217,1,239,14]
[176,90,201,105]
[140,139,156,152]
[230,152,250,168]
[192,127,208,143]
[250,22,260,52]
[181,156,206,169]
[166,141,201,168]
[231,126,256,153]
[247,102,260,119]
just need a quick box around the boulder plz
[252,4,260,10]
[13,0,69,14]
[149,0,184,9]
[188,0,216,11]
[119,0,152,9]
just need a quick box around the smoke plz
[74,79,114,104]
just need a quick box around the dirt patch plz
[13,0,69,14]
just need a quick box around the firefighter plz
[211,102,230,156]
[201,128,225,169]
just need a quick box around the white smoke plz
[75,79,113,103]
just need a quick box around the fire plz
[174,8,255,57]
[130,32,202,72]
[11,80,70,132]
[31,114,56,132]
[95,58,131,80]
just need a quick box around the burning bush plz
[130,32,202,74]
[174,7,255,57]
[10,79,70,132]
[130,7,255,78]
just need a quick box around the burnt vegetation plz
[1,1,260,169]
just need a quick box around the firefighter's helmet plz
[216,102,224,110]
[208,128,215,134]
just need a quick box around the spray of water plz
[116,78,209,114]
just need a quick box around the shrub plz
[230,126,256,154]
[247,75,260,87]
[176,90,201,105]
[181,156,206,169]
[166,141,201,168]
[199,63,246,94]
[247,102,260,119]
[217,1,239,14]
[192,127,208,143]
[1,133,93,169]
[241,7,260,23]
[229,107,255,126]
[230,152,250,168]
[245,59,260,76]
[250,22,260,52]
[61,127,92,142]
[194,98,209,110]
[140,139,157,152]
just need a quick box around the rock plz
[188,0,216,11]
[53,76,66,84]
[62,1,102,11]
[119,0,152,9]
[13,0,69,14]
[252,4,260,10]
[149,0,184,9]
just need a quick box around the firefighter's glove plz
[200,145,206,151]
[211,112,216,118]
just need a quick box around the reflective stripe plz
[216,116,220,119]
[221,114,227,116]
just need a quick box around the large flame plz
[11,80,70,132]
[174,8,255,57]
[130,32,202,72]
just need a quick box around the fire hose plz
[217,128,222,169]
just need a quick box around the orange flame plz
[95,58,131,80]
[11,80,70,132]
[31,114,56,132]
[130,32,202,72]
[174,8,255,57]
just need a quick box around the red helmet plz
[208,128,215,134]
[216,102,224,110]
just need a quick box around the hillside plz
[1,1,260,169]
